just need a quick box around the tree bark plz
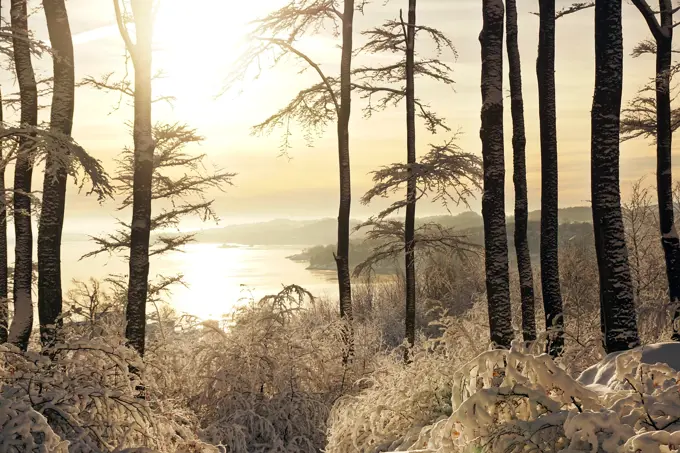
[38,0,74,349]
[506,0,536,343]
[8,0,38,351]
[0,87,7,345]
[335,0,355,361]
[124,0,154,357]
[653,2,680,340]
[404,0,417,357]
[591,0,640,353]
[480,0,513,349]
[537,0,564,357]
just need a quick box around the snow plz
[577,342,680,393]
[329,341,680,453]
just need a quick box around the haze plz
[0,0,665,233]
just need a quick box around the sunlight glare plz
[152,0,276,108]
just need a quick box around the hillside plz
[193,207,592,246]
[194,218,364,245]
[527,205,592,224]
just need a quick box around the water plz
[155,243,339,319]
[42,240,339,320]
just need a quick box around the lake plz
[16,240,340,320]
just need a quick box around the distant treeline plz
[288,219,594,273]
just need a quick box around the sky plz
[0,0,669,234]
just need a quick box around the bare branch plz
[555,2,594,20]
[631,0,664,40]
[362,137,483,219]
[113,0,137,61]
[632,39,657,58]
[255,37,340,115]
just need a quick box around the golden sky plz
[0,0,670,231]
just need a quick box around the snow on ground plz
[577,342,680,393]
[328,342,680,453]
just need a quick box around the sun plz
[151,0,282,103]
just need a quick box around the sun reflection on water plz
[151,243,338,320]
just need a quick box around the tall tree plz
[480,0,513,349]
[537,0,564,357]
[7,0,38,351]
[404,0,417,354]
[38,0,75,349]
[0,88,7,345]
[506,0,536,343]
[226,0,358,360]
[628,0,680,340]
[346,3,470,355]
[591,0,640,353]
[336,0,355,356]
[114,0,154,357]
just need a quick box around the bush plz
[328,341,680,453]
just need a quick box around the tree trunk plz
[591,0,640,353]
[480,0,513,349]
[335,0,354,361]
[404,0,417,358]
[38,0,74,349]
[0,87,7,345]
[8,0,38,351]
[654,2,680,340]
[125,0,154,357]
[537,0,564,357]
[506,0,536,343]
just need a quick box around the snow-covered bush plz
[0,336,210,453]
[329,341,680,453]
[325,301,490,453]
[141,285,385,453]
[0,396,68,452]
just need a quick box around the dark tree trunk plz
[537,0,564,357]
[335,0,355,361]
[591,0,640,353]
[38,0,74,349]
[480,0,513,349]
[404,0,417,358]
[8,0,37,351]
[654,2,680,340]
[125,0,154,357]
[0,87,7,345]
[506,0,536,343]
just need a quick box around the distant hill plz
[419,211,484,230]
[527,206,592,224]
[194,207,592,246]
[195,218,364,245]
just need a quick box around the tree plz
[349,1,460,354]
[404,0,417,357]
[480,0,512,349]
[356,138,483,278]
[622,178,665,306]
[591,0,640,353]
[113,0,155,357]
[337,1,355,353]
[627,0,680,341]
[82,123,234,262]
[7,0,38,351]
[506,0,536,343]
[537,0,564,357]
[226,0,358,360]
[37,0,75,349]
[0,89,7,344]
